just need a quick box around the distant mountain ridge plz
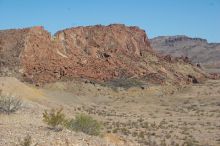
[150,36,220,72]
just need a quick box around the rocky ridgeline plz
[0,24,207,85]
[150,35,220,71]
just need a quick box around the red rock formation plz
[0,24,207,85]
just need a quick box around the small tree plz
[42,108,66,131]
[0,94,22,114]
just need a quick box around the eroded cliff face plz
[0,25,207,85]
[0,28,30,75]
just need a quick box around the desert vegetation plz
[0,93,22,114]
[17,135,38,146]
[42,108,66,131]
[0,79,219,145]
[43,108,102,136]
[103,78,145,90]
[65,113,102,136]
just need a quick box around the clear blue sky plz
[0,0,219,42]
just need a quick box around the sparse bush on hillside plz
[18,135,38,146]
[104,78,145,90]
[182,138,198,146]
[65,113,102,136]
[0,94,22,114]
[42,108,102,135]
[42,108,66,131]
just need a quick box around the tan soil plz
[0,77,220,146]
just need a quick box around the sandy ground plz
[0,77,220,146]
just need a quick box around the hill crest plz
[0,24,206,85]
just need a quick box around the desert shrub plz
[0,94,22,114]
[65,113,101,136]
[18,135,38,146]
[42,108,66,130]
[182,138,197,146]
[103,78,145,90]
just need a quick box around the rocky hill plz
[150,36,220,72]
[0,25,206,85]
[1,25,220,146]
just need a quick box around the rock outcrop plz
[0,25,207,85]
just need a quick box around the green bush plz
[0,94,22,114]
[42,108,66,130]
[66,113,101,136]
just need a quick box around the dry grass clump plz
[0,94,22,114]
[17,135,38,146]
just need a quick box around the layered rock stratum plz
[0,24,206,85]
